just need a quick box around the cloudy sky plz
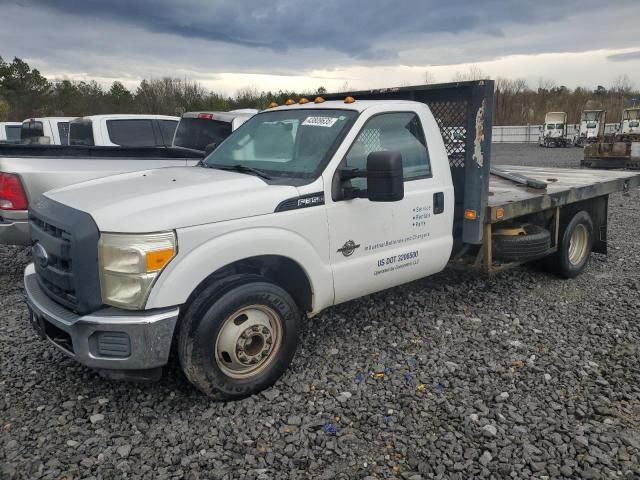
[1,0,639,94]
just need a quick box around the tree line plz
[1,55,638,126]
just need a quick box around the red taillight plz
[0,173,28,210]
[198,113,214,120]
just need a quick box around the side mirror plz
[204,142,218,155]
[366,151,404,202]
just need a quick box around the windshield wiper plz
[205,163,272,180]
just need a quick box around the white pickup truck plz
[20,117,75,145]
[69,114,179,147]
[23,81,640,400]
[172,110,257,153]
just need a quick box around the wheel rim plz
[215,305,283,379]
[568,224,589,265]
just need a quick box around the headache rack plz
[320,80,494,245]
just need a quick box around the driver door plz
[326,111,453,305]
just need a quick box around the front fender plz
[145,226,334,314]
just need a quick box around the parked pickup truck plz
[0,145,203,245]
[69,114,179,147]
[20,117,75,145]
[23,81,640,400]
[172,110,257,153]
[0,122,21,144]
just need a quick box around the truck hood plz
[45,166,299,232]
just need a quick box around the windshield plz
[174,117,232,151]
[204,109,358,177]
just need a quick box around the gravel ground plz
[2,144,639,480]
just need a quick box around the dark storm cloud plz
[2,0,635,59]
[608,50,640,62]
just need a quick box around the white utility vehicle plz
[0,122,21,144]
[574,110,605,147]
[539,112,570,147]
[69,114,179,147]
[172,110,257,153]
[620,107,640,135]
[20,117,75,145]
[23,81,639,400]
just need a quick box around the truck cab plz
[539,112,569,147]
[620,107,640,135]
[20,117,75,145]
[69,114,179,147]
[575,110,605,147]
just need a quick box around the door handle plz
[433,192,444,214]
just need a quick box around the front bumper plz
[0,209,30,246]
[24,263,179,371]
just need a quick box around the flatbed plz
[487,166,640,222]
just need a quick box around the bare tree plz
[611,74,634,94]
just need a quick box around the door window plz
[158,119,179,146]
[5,125,20,142]
[344,112,431,189]
[107,119,156,146]
[57,122,70,145]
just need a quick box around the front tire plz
[178,278,301,400]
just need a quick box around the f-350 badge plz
[337,240,360,257]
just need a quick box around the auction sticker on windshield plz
[302,116,339,128]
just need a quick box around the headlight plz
[98,232,176,309]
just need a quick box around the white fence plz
[492,124,619,143]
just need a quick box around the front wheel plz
[178,278,301,400]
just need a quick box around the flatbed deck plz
[487,166,640,223]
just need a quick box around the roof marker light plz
[268,102,278,108]
[314,97,325,104]
[285,99,295,106]
[344,96,355,104]
[299,97,309,104]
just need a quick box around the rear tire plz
[543,210,593,278]
[178,277,301,400]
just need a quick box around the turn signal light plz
[146,248,176,272]
[464,209,477,220]
[344,96,355,104]
[314,96,325,103]
[299,97,309,104]
[495,207,505,219]
[285,99,295,106]
[0,173,28,210]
